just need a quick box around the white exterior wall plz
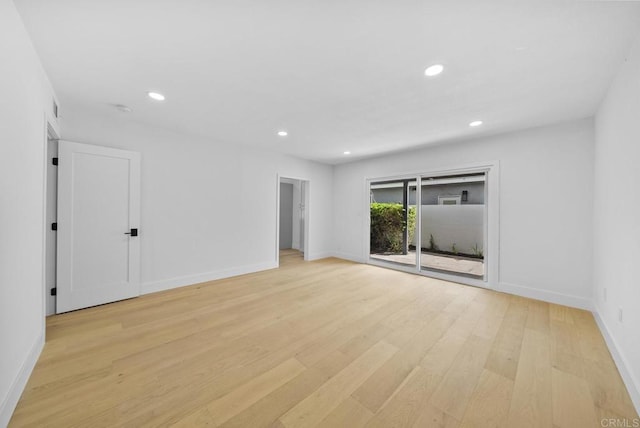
[412,205,484,255]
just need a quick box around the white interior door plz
[56,141,141,313]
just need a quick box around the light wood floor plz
[10,250,638,427]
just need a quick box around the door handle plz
[124,228,138,237]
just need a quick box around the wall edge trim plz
[0,330,44,427]
[593,309,640,415]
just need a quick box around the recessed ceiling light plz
[277,131,288,137]
[147,91,165,101]
[343,151,351,155]
[424,64,444,77]
[469,120,483,127]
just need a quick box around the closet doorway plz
[277,176,309,265]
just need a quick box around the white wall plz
[0,0,60,424]
[333,119,594,308]
[412,205,484,255]
[593,32,640,411]
[59,107,333,295]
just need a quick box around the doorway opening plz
[277,176,310,266]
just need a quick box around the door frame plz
[276,174,310,266]
[42,120,60,319]
[365,160,500,289]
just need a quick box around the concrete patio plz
[370,250,484,277]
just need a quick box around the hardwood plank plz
[483,297,528,380]
[353,311,457,412]
[525,299,550,334]
[412,402,460,428]
[352,351,414,413]
[312,349,353,378]
[364,367,443,428]
[278,340,397,427]
[506,328,553,428]
[219,369,328,428]
[420,332,467,375]
[317,397,373,428]
[338,322,394,359]
[171,407,216,427]
[582,358,638,420]
[549,304,575,324]
[459,369,514,428]
[294,293,415,367]
[550,318,584,378]
[429,335,493,420]
[551,367,599,428]
[206,358,306,425]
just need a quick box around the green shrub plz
[370,203,416,253]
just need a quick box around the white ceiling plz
[15,1,640,164]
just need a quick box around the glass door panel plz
[369,179,416,268]
[419,173,486,279]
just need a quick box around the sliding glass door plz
[368,169,490,285]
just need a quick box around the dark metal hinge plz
[51,222,57,231]
[52,157,58,166]
[50,287,57,296]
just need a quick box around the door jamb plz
[42,120,60,321]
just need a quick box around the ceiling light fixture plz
[277,131,288,137]
[147,91,165,101]
[424,64,444,77]
[343,151,351,155]
[469,120,483,127]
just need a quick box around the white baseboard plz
[141,261,278,295]
[593,310,640,414]
[305,252,334,261]
[331,252,365,263]
[0,331,44,427]
[330,257,593,311]
[498,281,592,310]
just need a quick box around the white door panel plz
[57,141,140,313]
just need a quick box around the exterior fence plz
[410,205,484,255]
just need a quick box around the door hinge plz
[50,287,57,296]
[51,222,57,231]
[52,157,58,166]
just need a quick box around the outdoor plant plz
[428,234,439,251]
[407,206,416,245]
[471,243,484,258]
[370,203,416,253]
[451,243,458,255]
